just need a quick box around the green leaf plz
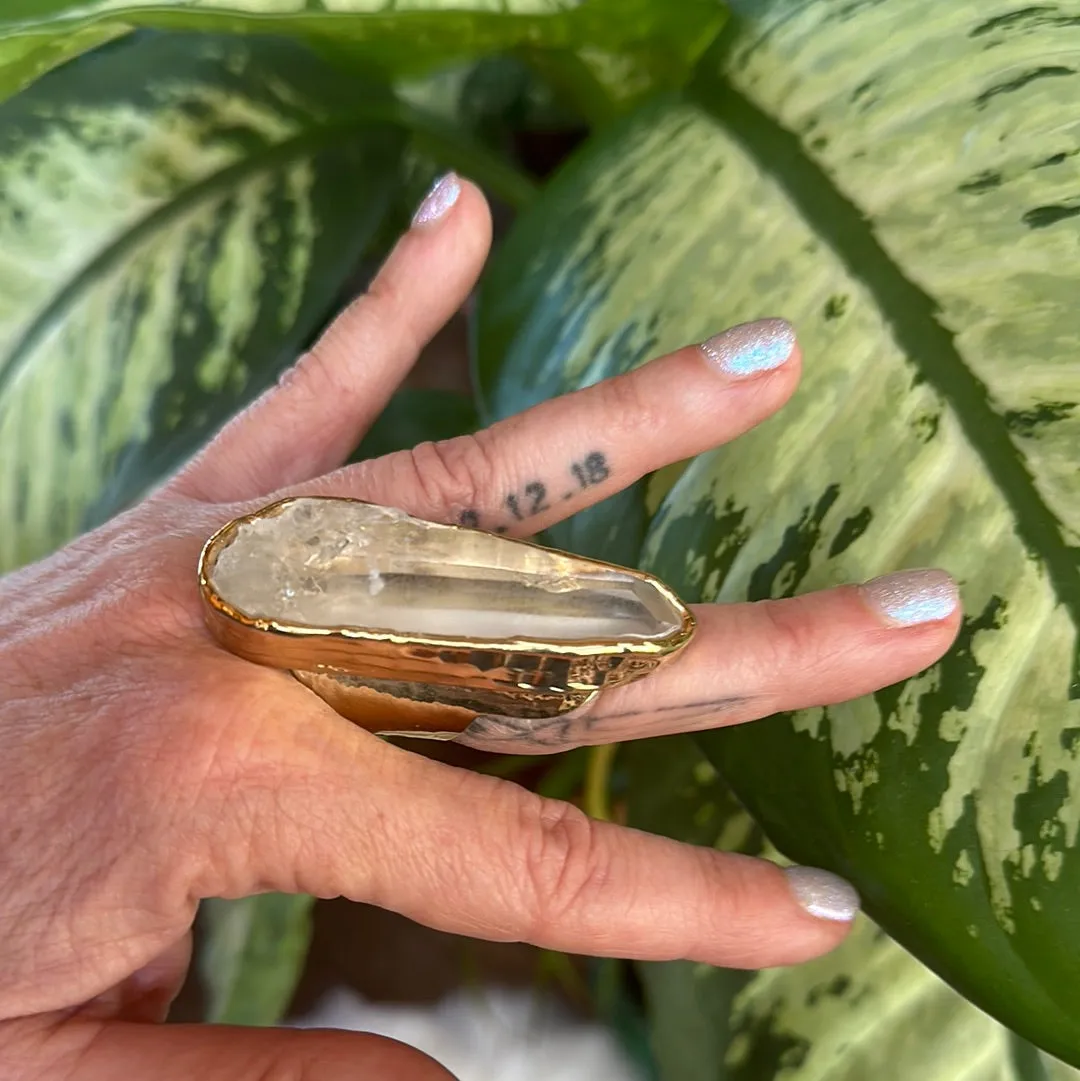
[0,31,405,571]
[477,0,1080,1061]
[640,924,1080,1081]
[0,21,128,104]
[626,738,1080,1081]
[0,1,726,112]
[200,893,314,1025]
[351,388,479,463]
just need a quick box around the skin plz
[0,181,961,1080]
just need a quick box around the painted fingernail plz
[784,866,860,922]
[412,172,461,227]
[860,568,959,627]
[700,318,795,377]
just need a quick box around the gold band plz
[198,497,696,739]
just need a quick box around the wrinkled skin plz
[0,180,960,1080]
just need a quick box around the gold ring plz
[198,497,695,740]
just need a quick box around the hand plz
[0,175,961,1080]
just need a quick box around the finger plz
[458,568,962,752]
[77,932,192,1023]
[6,1016,452,1081]
[211,719,855,970]
[197,577,956,968]
[173,173,492,503]
[296,318,800,535]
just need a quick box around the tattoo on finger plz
[456,450,611,534]
[455,695,746,753]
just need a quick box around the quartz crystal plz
[208,498,683,642]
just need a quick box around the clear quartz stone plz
[208,498,682,642]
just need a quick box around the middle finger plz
[298,317,799,535]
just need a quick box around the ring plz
[198,497,696,740]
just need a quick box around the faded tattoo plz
[456,695,747,753]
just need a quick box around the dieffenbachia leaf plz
[0,31,405,572]
[351,388,479,463]
[200,893,314,1025]
[626,737,1080,1081]
[641,925,1080,1081]
[476,0,1080,1061]
[0,1,726,114]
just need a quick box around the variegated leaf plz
[0,0,726,111]
[476,0,1080,1061]
[0,31,405,572]
[627,737,1080,1081]
[642,923,1080,1081]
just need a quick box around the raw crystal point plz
[208,498,683,642]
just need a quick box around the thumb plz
[4,1015,456,1081]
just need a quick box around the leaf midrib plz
[0,98,536,409]
[700,78,1080,698]
[0,110,386,406]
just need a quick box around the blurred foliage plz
[5,1,1080,1075]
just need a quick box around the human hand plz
[0,175,961,1080]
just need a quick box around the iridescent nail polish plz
[784,865,860,922]
[861,568,959,627]
[700,318,795,377]
[412,172,461,227]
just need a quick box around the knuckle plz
[757,598,824,672]
[518,795,611,939]
[345,277,421,357]
[403,430,500,521]
[278,345,336,400]
[598,368,660,439]
[361,273,404,319]
[277,273,410,398]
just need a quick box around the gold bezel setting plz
[198,497,696,737]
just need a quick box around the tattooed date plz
[569,452,610,491]
[457,451,611,532]
[505,482,548,521]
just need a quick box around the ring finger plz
[455,572,962,753]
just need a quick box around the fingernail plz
[784,866,860,922]
[700,318,795,377]
[860,568,959,627]
[412,172,461,227]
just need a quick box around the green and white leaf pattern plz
[0,0,726,110]
[477,0,1080,1062]
[0,31,404,572]
[627,737,1080,1081]
[642,922,1080,1081]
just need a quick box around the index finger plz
[171,174,491,504]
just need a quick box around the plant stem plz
[584,743,618,821]
[516,47,621,128]
[399,103,540,211]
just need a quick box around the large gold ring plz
[198,497,695,740]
